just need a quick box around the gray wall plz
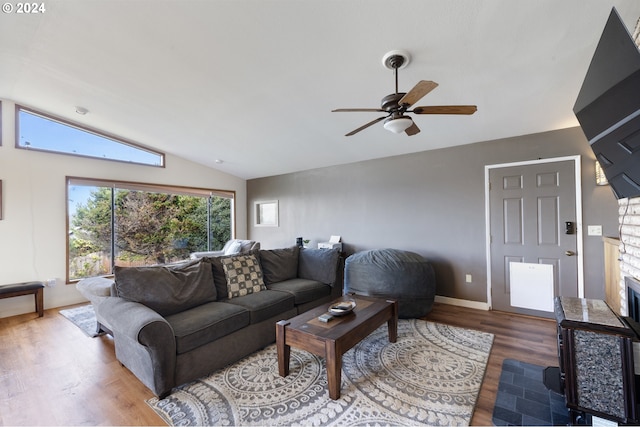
[247,126,619,304]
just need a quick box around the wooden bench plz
[0,282,45,317]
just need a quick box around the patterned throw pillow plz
[220,254,266,299]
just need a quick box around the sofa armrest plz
[298,248,341,286]
[190,250,224,259]
[100,297,177,397]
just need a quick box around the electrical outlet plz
[465,274,472,283]
[46,278,56,287]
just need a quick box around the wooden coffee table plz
[276,294,398,400]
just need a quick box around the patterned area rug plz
[147,319,494,426]
[59,304,103,337]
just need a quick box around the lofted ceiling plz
[1,0,639,180]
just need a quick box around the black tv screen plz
[573,8,640,199]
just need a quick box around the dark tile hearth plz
[492,359,570,426]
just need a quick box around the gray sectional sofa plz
[96,246,341,398]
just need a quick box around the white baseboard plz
[434,295,490,311]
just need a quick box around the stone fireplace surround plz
[627,275,640,322]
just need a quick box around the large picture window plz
[67,177,234,281]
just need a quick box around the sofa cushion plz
[221,254,266,299]
[298,248,340,285]
[165,301,250,354]
[225,289,295,324]
[114,259,216,316]
[266,278,331,305]
[260,246,299,285]
[202,256,231,301]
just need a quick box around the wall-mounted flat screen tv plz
[573,8,640,199]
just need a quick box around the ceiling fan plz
[332,50,477,136]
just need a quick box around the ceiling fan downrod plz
[394,63,399,94]
[384,54,405,95]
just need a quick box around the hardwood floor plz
[424,303,559,426]
[0,301,558,426]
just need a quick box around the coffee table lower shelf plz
[276,295,398,400]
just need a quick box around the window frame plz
[16,105,165,167]
[66,176,236,283]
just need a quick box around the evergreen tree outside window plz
[67,177,234,281]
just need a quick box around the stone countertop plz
[559,296,624,328]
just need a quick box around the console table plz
[554,296,638,424]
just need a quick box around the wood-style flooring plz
[0,301,558,426]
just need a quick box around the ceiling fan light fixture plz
[383,116,413,133]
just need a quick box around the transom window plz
[67,177,234,281]
[17,106,164,167]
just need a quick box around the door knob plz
[565,250,576,256]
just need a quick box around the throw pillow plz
[298,247,340,284]
[203,250,261,301]
[224,240,243,255]
[259,246,299,285]
[114,259,216,316]
[220,254,266,299]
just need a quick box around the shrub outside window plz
[67,177,234,281]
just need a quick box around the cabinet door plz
[563,329,637,423]
[573,330,626,418]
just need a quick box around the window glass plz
[67,178,233,281]
[17,107,164,167]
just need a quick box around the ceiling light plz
[383,116,413,134]
[75,106,89,115]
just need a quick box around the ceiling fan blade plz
[398,80,438,107]
[332,108,385,112]
[412,105,477,115]
[405,121,420,136]
[345,116,387,136]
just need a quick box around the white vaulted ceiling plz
[1,0,639,179]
